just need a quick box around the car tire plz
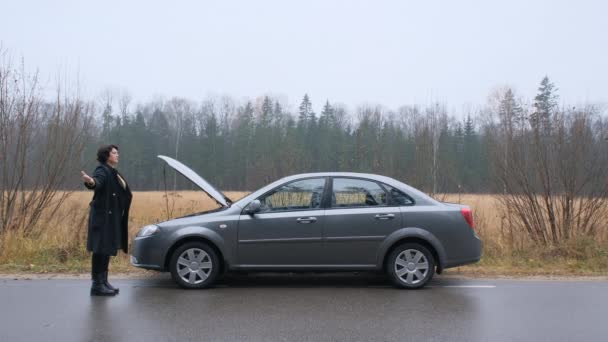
[169,242,220,289]
[386,243,435,289]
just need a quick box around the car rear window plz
[331,178,387,207]
[383,184,415,206]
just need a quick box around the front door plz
[237,177,327,266]
[322,177,402,266]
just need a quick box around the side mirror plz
[246,200,262,215]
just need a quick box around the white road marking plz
[367,284,496,288]
[431,285,496,288]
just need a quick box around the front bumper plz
[130,235,166,271]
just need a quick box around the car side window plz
[331,178,387,208]
[258,178,325,213]
[383,184,415,206]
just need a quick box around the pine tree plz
[101,103,113,142]
[234,102,254,188]
[499,88,524,137]
[298,94,312,124]
[530,76,557,134]
[272,101,283,125]
[261,96,273,128]
[464,114,475,138]
[454,122,464,154]
[320,100,334,127]
[462,114,480,191]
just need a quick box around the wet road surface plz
[1,273,607,341]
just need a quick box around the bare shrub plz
[488,81,608,246]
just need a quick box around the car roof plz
[278,172,395,182]
[233,172,440,208]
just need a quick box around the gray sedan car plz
[131,156,481,289]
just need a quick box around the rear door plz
[236,177,327,266]
[322,177,402,266]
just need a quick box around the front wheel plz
[169,242,220,289]
[386,243,435,289]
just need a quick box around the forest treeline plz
[91,93,487,192]
[82,78,606,196]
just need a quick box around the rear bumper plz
[444,235,482,269]
[444,255,481,268]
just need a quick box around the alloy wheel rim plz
[177,248,212,285]
[394,249,429,285]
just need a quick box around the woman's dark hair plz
[97,144,119,163]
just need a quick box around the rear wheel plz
[169,242,219,289]
[386,243,435,289]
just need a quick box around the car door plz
[236,177,327,266]
[322,177,402,266]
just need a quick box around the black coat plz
[85,164,133,256]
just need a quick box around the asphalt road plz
[1,273,607,342]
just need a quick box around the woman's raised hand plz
[81,171,94,185]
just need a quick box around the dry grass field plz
[0,191,606,276]
[0,191,248,274]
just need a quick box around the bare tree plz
[99,88,114,141]
[426,103,448,195]
[0,48,93,235]
[166,97,194,189]
[118,90,132,123]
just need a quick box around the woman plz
[81,144,133,296]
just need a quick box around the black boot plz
[103,271,119,294]
[91,273,116,296]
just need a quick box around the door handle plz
[374,213,395,220]
[297,217,317,224]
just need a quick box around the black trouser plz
[91,253,110,275]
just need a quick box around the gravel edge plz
[1,272,607,281]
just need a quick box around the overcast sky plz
[2,0,606,113]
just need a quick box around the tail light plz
[460,207,474,229]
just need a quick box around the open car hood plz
[158,155,231,207]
